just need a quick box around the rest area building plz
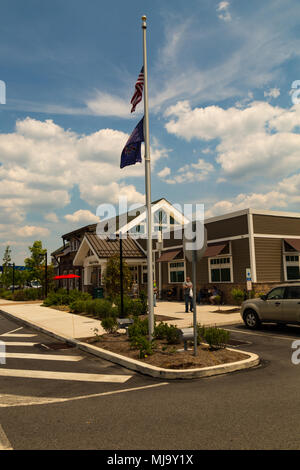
[51,199,300,303]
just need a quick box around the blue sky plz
[1,0,300,263]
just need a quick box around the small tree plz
[104,255,132,301]
[24,241,47,284]
[2,245,12,288]
[214,294,222,312]
[231,288,245,306]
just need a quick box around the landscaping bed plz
[82,333,249,370]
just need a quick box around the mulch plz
[82,333,248,370]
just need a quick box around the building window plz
[169,261,185,283]
[129,224,145,235]
[142,264,155,284]
[153,210,169,233]
[285,254,300,280]
[70,239,80,252]
[209,257,232,283]
[63,270,67,289]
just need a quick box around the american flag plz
[130,66,144,113]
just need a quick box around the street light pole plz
[45,251,48,298]
[119,236,124,317]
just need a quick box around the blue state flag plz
[120,117,144,169]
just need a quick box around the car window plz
[286,286,300,299]
[267,287,285,300]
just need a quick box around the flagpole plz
[142,15,154,340]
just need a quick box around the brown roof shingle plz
[85,233,146,259]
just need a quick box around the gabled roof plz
[73,233,146,266]
[51,243,70,257]
[62,224,97,241]
[85,233,145,259]
[61,198,171,240]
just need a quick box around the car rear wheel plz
[244,309,261,329]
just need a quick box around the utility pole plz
[142,15,154,340]
[120,235,124,317]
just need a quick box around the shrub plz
[138,290,148,315]
[130,335,154,358]
[115,295,134,318]
[231,288,245,305]
[70,299,86,313]
[43,289,69,306]
[204,326,230,350]
[101,316,118,334]
[12,288,43,301]
[43,289,92,307]
[131,299,145,316]
[165,325,180,345]
[93,299,114,319]
[214,294,222,311]
[128,317,149,339]
[196,323,206,345]
[70,298,114,318]
[0,290,13,300]
[153,321,169,340]
[68,290,92,303]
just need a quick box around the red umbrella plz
[53,274,80,279]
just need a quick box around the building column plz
[247,210,257,283]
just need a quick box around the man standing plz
[183,277,193,313]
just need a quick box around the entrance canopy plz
[203,243,228,257]
[157,249,182,262]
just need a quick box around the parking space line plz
[224,328,299,341]
[0,327,23,336]
[4,353,83,361]
[0,334,36,338]
[0,382,169,408]
[2,342,37,347]
[0,424,13,450]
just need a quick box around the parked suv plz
[241,283,300,329]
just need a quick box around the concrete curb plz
[0,309,260,380]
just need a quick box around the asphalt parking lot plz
[1,312,300,450]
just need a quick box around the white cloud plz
[217,2,232,22]
[0,117,170,253]
[264,88,280,99]
[0,117,168,213]
[85,92,134,118]
[161,158,214,185]
[206,170,300,218]
[44,212,59,223]
[149,3,300,112]
[64,210,100,224]
[15,226,50,238]
[165,100,300,180]
[157,167,171,178]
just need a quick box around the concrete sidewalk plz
[0,298,242,340]
[155,301,242,328]
[0,300,103,339]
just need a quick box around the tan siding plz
[255,238,284,282]
[231,238,250,283]
[253,215,300,236]
[197,257,209,284]
[206,215,248,240]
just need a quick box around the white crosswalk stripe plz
[0,335,133,383]
[0,369,132,383]
[0,334,36,338]
[4,353,83,362]
[0,342,37,347]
